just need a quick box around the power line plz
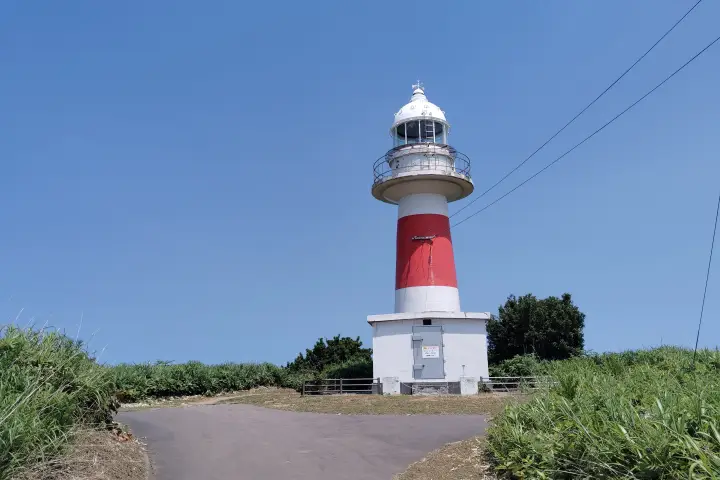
[450,0,705,220]
[692,190,720,368]
[452,32,720,229]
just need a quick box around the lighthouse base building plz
[368,311,490,395]
[368,85,490,395]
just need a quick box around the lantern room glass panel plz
[395,121,447,145]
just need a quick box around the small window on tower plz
[423,319,432,326]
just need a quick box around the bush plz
[321,356,373,379]
[487,347,720,478]
[0,326,117,480]
[488,293,585,363]
[488,354,545,378]
[280,335,374,392]
[280,370,316,392]
[285,335,372,373]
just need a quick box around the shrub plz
[321,356,373,379]
[488,353,545,378]
[285,335,372,373]
[488,293,585,363]
[487,347,720,478]
[280,371,316,392]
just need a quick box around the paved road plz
[118,404,488,480]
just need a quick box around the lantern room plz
[372,84,473,205]
[391,85,450,146]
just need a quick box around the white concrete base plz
[382,377,400,395]
[368,311,491,384]
[459,377,478,396]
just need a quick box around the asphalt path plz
[118,404,488,480]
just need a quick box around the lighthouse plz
[368,83,490,395]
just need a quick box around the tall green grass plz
[0,326,117,480]
[109,353,374,400]
[0,326,294,477]
[487,347,720,479]
[111,361,286,402]
[108,358,373,401]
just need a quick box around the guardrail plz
[301,378,381,396]
[372,144,471,186]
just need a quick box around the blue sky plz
[2,1,719,365]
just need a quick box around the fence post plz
[302,381,305,396]
[340,378,343,394]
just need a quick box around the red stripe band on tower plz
[396,214,458,289]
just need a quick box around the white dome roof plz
[392,85,447,128]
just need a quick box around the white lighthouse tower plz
[368,83,491,395]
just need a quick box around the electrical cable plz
[450,0,705,220]
[692,190,720,368]
[452,33,720,229]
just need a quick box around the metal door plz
[411,325,445,379]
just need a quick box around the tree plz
[487,293,585,363]
[285,335,372,374]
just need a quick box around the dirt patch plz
[15,428,149,480]
[218,387,523,416]
[119,393,231,411]
[394,436,497,480]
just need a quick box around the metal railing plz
[301,378,381,396]
[300,376,555,396]
[480,376,556,393]
[372,143,471,186]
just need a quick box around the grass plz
[13,322,717,479]
[0,325,119,480]
[219,387,518,416]
[110,361,286,402]
[13,428,148,480]
[395,437,497,480]
[486,347,720,479]
[107,356,374,403]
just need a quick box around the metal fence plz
[301,378,381,396]
[301,376,555,396]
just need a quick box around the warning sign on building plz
[422,346,440,358]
